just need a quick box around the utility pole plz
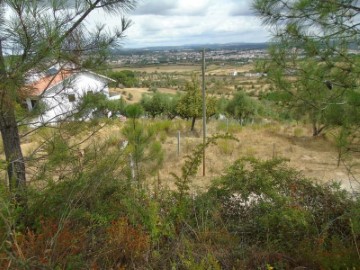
[202,48,206,177]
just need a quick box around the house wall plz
[34,72,111,125]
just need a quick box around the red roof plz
[27,70,73,97]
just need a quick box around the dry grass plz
[8,119,359,193]
[159,120,360,192]
[114,65,200,73]
[110,87,177,104]
[206,63,254,76]
[113,63,254,75]
[112,63,272,100]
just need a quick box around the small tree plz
[141,92,168,119]
[226,91,260,124]
[164,93,181,120]
[176,77,217,131]
[122,121,164,185]
[125,104,144,129]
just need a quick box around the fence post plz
[177,131,181,156]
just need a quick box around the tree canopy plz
[254,0,360,136]
[176,77,217,131]
[226,91,260,124]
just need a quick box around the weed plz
[294,127,304,137]
[216,120,243,134]
[217,139,234,156]
[105,217,150,268]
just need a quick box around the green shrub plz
[207,158,358,268]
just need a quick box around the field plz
[5,62,357,192]
[111,62,270,104]
[114,63,255,75]
[3,63,360,270]
[114,64,201,73]
[18,118,359,193]
[110,87,177,104]
[160,120,359,192]
[103,62,360,192]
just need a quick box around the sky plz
[90,0,271,48]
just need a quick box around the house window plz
[31,99,38,108]
[68,94,76,102]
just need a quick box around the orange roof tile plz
[27,70,73,97]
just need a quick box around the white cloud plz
[132,0,177,15]
[88,0,270,48]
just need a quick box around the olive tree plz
[226,91,260,124]
[0,0,136,202]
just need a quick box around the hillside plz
[19,119,359,192]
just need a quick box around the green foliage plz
[108,70,138,87]
[122,121,164,184]
[253,0,360,137]
[176,76,218,130]
[226,91,261,123]
[127,92,133,100]
[125,103,143,120]
[140,92,170,118]
[1,132,360,269]
[208,157,358,268]
[76,92,126,118]
[260,90,292,103]
[176,78,202,120]
[216,96,229,116]
[15,101,48,122]
[165,93,181,120]
[171,134,237,201]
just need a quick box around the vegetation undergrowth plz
[1,130,359,269]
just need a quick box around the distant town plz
[109,42,360,67]
[109,43,269,66]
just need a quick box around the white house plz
[25,66,119,125]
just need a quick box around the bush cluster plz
[1,140,359,269]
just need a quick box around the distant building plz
[244,72,267,78]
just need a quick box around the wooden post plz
[272,143,276,159]
[129,154,135,180]
[177,130,181,156]
[202,48,206,177]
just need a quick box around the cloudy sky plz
[91,0,271,48]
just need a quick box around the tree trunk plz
[312,123,319,136]
[312,121,326,137]
[0,107,27,200]
[191,117,196,131]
